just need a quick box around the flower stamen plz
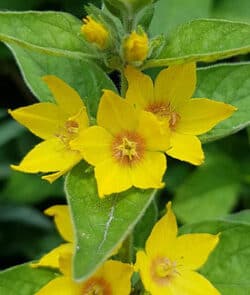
[145,102,171,118]
[112,131,145,165]
[145,102,180,130]
[56,120,79,146]
[151,257,178,286]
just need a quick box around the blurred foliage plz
[0,0,249,279]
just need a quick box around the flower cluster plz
[9,63,235,197]
[80,13,150,65]
[33,202,220,294]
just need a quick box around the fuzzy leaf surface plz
[65,163,156,281]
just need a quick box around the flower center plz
[82,277,111,295]
[112,131,145,166]
[145,102,180,130]
[151,257,178,286]
[65,120,79,135]
[145,102,171,118]
[56,119,79,145]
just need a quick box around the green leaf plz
[0,120,25,146]
[150,0,212,36]
[6,44,116,116]
[0,11,94,60]
[144,19,250,69]
[133,198,158,249]
[0,0,43,10]
[0,263,57,295]
[2,171,63,204]
[0,205,61,259]
[0,205,51,229]
[212,0,250,23]
[65,162,156,281]
[173,150,241,223]
[196,63,250,142]
[180,216,250,294]
[223,210,250,225]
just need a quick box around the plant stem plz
[120,70,128,97]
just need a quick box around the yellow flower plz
[9,76,89,182]
[31,205,74,269]
[70,90,170,197]
[32,206,133,295]
[32,205,120,269]
[81,16,109,49]
[135,202,220,295]
[124,31,149,63]
[36,256,133,295]
[125,64,237,165]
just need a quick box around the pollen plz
[82,277,111,295]
[151,257,178,286]
[112,131,145,166]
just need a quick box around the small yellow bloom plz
[81,16,109,49]
[32,206,133,295]
[36,257,133,295]
[70,90,170,197]
[135,202,220,295]
[125,64,237,165]
[124,31,149,63]
[9,76,89,182]
[32,205,120,269]
[31,205,74,269]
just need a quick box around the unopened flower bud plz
[81,16,109,49]
[124,31,149,63]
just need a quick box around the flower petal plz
[70,126,112,166]
[177,98,237,135]
[131,151,166,190]
[166,132,204,165]
[42,170,67,183]
[124,66,154,109]
[170,270,220,295]
[11,137,81,177]
[154,63,196,109]
[9,103,66,140]
[43,75,85,117]
[58,250,73,277]
[94,159,131,197]
[68,107,89,131]
[97,90,139,135]
[174,233,220,270]
[36,276,81,295]
[137,111,170,151]
[146,202,177,258]
[31,243,72,269]
[45,205,74,242]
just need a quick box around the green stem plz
[120,70,128,97]
[122,233,134,263]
